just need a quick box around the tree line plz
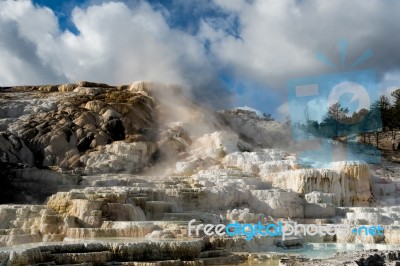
[300,89,400,150]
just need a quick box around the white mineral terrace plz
[1,82,400,265]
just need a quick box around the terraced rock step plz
[162,213,200,222]
[279,249,400,266]
[2,81,400,265]
[0,240,206,265]
[51,251,113,265]
[104,260,205,266]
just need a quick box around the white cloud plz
[0,1,211,89]
[1,0,400,114]
[378,70,400,102]
[206,0,400,91]
[0,1,63,85]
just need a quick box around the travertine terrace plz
[1,81,400,265]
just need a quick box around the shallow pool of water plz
[269,242,400,259]
[250,243,400,259]
[232,243,400,266]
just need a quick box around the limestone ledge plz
[0,240,204,265]
[268,161,372,207]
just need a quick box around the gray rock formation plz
[1,81,400,265]
[217,109,290,148]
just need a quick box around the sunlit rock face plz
[0,95,58,119]
[226,208,265,223]
[268,161,372,207]
[222,149,297,176]
[1,82,158,171]
[305,191,336,204]
[46,187,147,228]
[80,141,157,174]
[332,161,372,205]
[2,81,400,263]
[249,189,304,218]
[0,205,45,246]
[189,131,239,160]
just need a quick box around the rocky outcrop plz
[189,131,239,160]
[2,83,157,172]
[269,161,372,206]
[80,141,157,174]
[217,109,290,148]
[0,240,205,265]
[279,249,400,266]
[46,187,147,227]
[2,81,400,265]
[249,189,304,218]
[0,95,57,119]
[158,125,192,159]
[222,149,297,176]
[0,132,34,166]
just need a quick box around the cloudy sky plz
[1,0,400,119]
